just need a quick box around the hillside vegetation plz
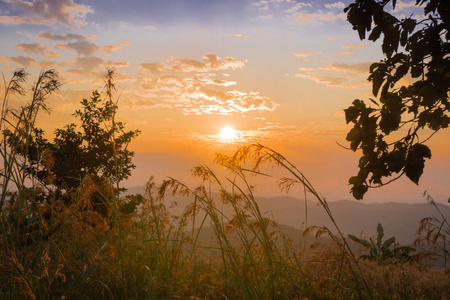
[1,69,449,299]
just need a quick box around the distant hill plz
[256,197,450,244]
[124,186,450,244]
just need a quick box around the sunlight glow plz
[220,126,236,140]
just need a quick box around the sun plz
[220,126,236,140]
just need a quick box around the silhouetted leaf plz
[410,65,423,78]
[370,63,388,97]
[379,110,401,134]
[405,144,431,184]
[344,0,449,199]
[368,25,382,41]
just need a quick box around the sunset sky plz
[1,0,449,203]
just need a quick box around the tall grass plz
[1,69,61,299]
[1,69,449,299]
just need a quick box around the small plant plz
[349,223,416,264]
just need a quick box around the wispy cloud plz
[291,51,323,58]
[397,0,418,8]
[166,54,246,73]
[295,62,372,88]
[293,12,346,23]
[36,31,98,41]
[139,63,165,75]
[0,0,93,28]
[320,62,371,75]
[102,41,132,53]
[138,54,277,115]
[55,40,101,56]
[342,44,368,49]
[339,51,356,56]
[15,42,50,54]
[295,72,356,88]
[232,33,253,39]
[66,56,129,75]
[285,2,312,14]
[11,55,36,66]
[325,2,345,9]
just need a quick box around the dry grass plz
[1,69,449,299]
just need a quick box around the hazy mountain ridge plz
[125,186,450,244]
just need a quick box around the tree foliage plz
[344,0,450,199]
[7,70,140,199]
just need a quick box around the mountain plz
[124,186,450,244]
[256,197,450,244]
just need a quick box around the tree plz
[8,69,140,213]
[343,0,450,199]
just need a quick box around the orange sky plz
[1,0,449,203]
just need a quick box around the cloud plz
[138,53,276,115]
[118,89,157,110]
[0,15,51,25]
[293,12,346,23]
[201,77,236,87]
[232,33,253,39]
[43,51,61,58]
[293,14,311,23]
[291,51,323,58]
[56,40,100,56]
[36,31,98,41]
[339,51,356,56]
[325,2,345,9]
[342,44,368,49]
[0,56,10,62]
[69,56,104,72]
[66,56,129,75]
[397,1,417,8]
[139,63,165,74]
[0,0,93,28]
[166,54,246,73]
[295,62,372,88]
[285,2,312,13]
[102,41,131,53]
[15,42,50,54]
[176,87,278,115]
[321,62,371,75]
[11,55,36,66]
[37,58,59,68]
[123,98,156,110]
[295,72,356,88]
